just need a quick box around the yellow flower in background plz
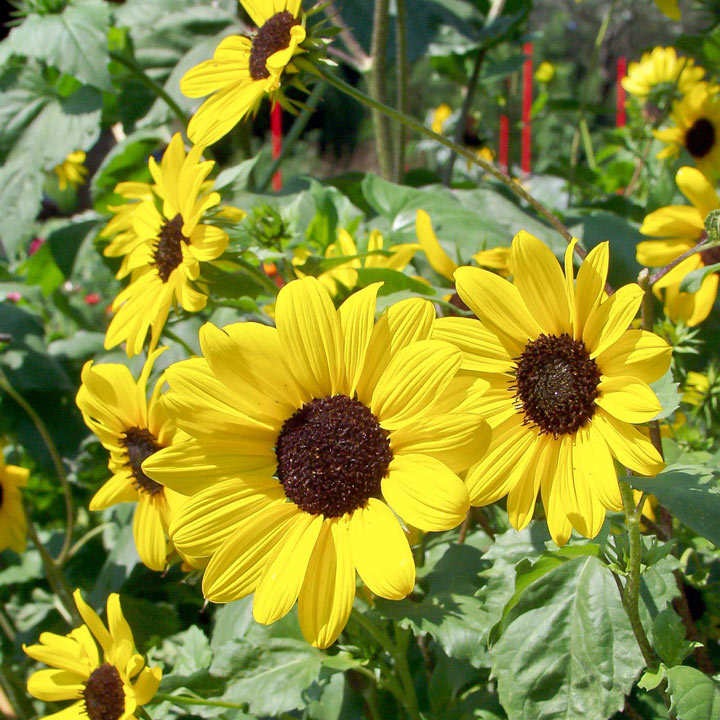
[655,83,720,178]
[181,0,307,147]
[103,133,244,357]
[654,0,681,20]
[295,228,419,296]
[53,150,88,191]
[637,166,720,326]
[24,590,161,720]
[683,371,711,406]
[0,454,28,553]
[76,349,190,571]
[535,61,555,84]
[622,47,705,99]
[415,209,511,283]
[433,232,670,545]
[431,103,453,134]
[144,278,487,648]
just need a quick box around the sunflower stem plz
[369,0,394,180]
[350,610,422,720]
[109,51,189,127]
[619,480,659,670]
[647,236,712,288]
[393,0,409,182]
[0,372,74,566]
[256,81,327,192]
[152,693,249,710]
[300,58,577,248]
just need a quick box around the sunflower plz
[621,47,704,99]
[431,103,453,134]
[102,133,242,357]
[294,228,419,297]
[181,0,307,147]
[432,231,671,545]
[637,166,720,326]
[655,83,720,177]
[143,277,487,648]
[0,454,28,553]
[53,150,88,191]
[24,589,161,720]
[76,349,189,571]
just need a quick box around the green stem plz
[0,372,74,565]
[256,81,327,192]
[301,59,576,248]
[394,0,409,182]
[350,611,421,720]
[153,693,248,710]
[648,236,711,287]
[109,51,189,126]
[619,480,658,670]
[369,0,394,179]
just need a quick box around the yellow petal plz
[596,329,671,383]
[27,669,85,702]
[676,165,720,218]
[574,242,609,339]
[254,513,324,625]
[349,499,414,599]
[454,266,541,356]
[297,519,355,649]
[566,433,608,538]
[74,590,112,656]
[132,666,162,705]
[382,454,469,531]
[511,231,570,335]
[133,498,168,572]
[639,206,704,242]
[596,376,663,424]
[416,209,457,280]
[583,284,644,358]
[506,436,554,530]
[577,423,622,511]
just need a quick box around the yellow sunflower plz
[655,83,720,177]
[0,454,28,553]
[143,277,488,648]
[432,231,671,545]
[295,228,419,297]
[103,133,243,357]
[24,590,161,720]
[53,150,88,191]
[621,47,704,99]
[637,166,720,326]
[431,103,453,134]
[181,0,307,147]
[76,349,189,571]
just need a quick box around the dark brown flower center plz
[83,663,125,720]
[512,333,601,437]
[121,427,164,496]
[685,118,716,159]
[153,213,188,283]
[275,395,393,517]
[249,11,299,81]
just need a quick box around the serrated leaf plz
[631,465,720,547]
[492,556,644,720]
[653,609,695,667]
[7,0,112,90]
[667,666,720,720]
[0,158,44,257]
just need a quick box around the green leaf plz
[6,0,112,90]
[667,666,720,720]
[355,268,437,296]
[651,369,681,420]
[492,556,644,720]
[679,262,720,293]
[0,158,44,257]
[652,609,695,667]
[630,465,720,547]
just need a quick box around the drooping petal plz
[596,329,671,383]
[349,499,414,599]
[578,423,622,511]
[566,433,608,538]
[595,376,663,424]
[26,669,84,702]
[573,241,609,338]
[133,498,168,572]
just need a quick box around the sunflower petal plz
[583,284,644,358]
[596,329,671,383]
[596,376,663,423]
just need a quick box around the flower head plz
[655,83,720,177]
[76,349,189,571]
[54,150,88,191]
[181,0,308,147]
[144,278,487,647]
[0,454,28,553]
[622,47,704,100]
[102,134,244,356]
[24,590,161,720]
[637,166,720,326]
[433,232,671,545]
[535,61,555,84]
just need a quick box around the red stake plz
[616,56,627,128]
[271,102,283,191]
[499,114,510,173]
[521,42,533,175]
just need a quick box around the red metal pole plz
[271,102,283,191]
[616,56,627,128]
[521,42,533,175]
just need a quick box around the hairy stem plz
[369,0,394,179]
[394,0,409,182]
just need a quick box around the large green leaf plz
[667,666,720,720]
[6,0,112,90]
[492,556,644,720]
[0,158,45,257]
[630,465,720,547]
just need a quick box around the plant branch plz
[322,1,371,70]
[368,0,394,179]
[394,0,409,182]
